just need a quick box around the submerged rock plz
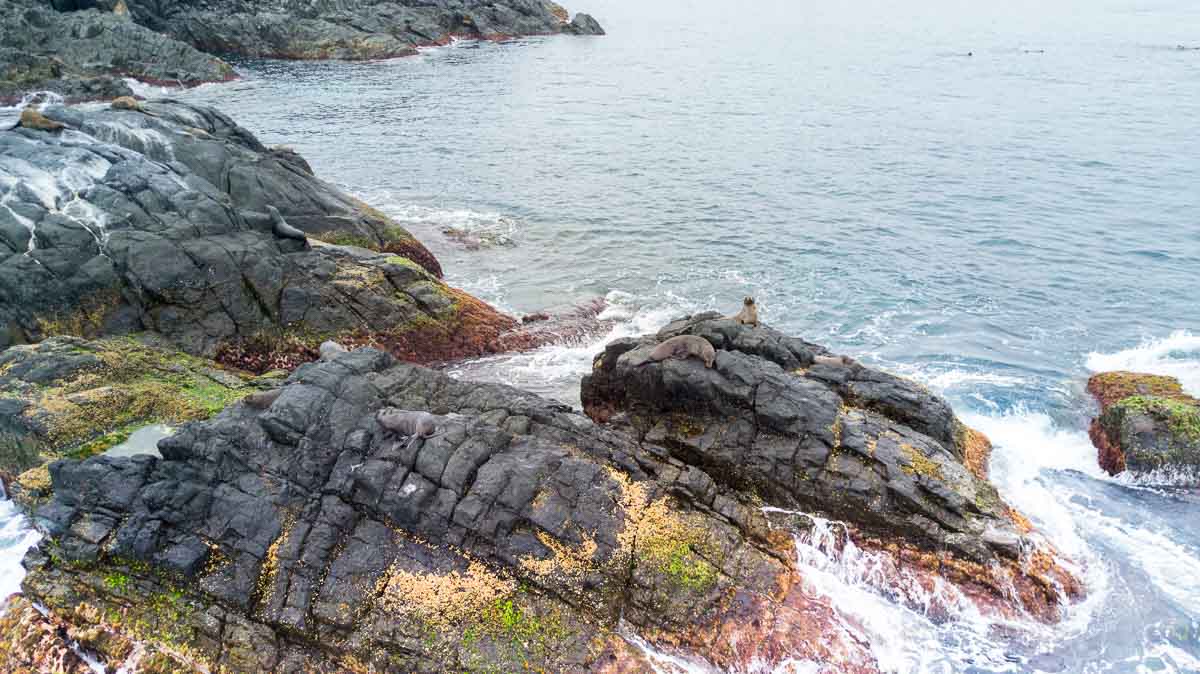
[0,101,525,367]
[1087,371,1200,484]
[13,323,1081,672]
[0,0,235,104]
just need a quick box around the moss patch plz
[12,336,249,462]
[900,442,945,481]
[1112,395,1200,443]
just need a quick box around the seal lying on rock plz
[14,107,65,133]
[377,408,439,439]
[243,389,283,409]
[110,96,156,116]
[268,206,306,241]
[319,340,347,361]
[732,296,759,327]
[648,335,716,368]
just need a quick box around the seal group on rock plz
[732,296,759,326]
[648,334,717,368]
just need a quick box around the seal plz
[377,408,439,438]
[648,335,716,368]
[268,205,307,241]
[14,107,65,133]
[732,297,759,327]
[243,389,283,409]
[812,354,858,368]
[378,408,441,450]
[110,96,156,116]
[319,340,348,361]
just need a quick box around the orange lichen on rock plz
[1087,371,1190,408]
[960,425,993,480]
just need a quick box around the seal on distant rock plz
[243,389,283,409]
[648,335,716,368]
[732,297,759,327]
[268,205,307,241]
[14,107,65,133]
[319,340,348,361]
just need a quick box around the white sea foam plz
[445,289,701,403]
[1085,331,1200,396]
[0,498,42,603]
[122,77,176,100]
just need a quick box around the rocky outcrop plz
[115,0,604,61]
[0,0,235,105]
[0,101,527,366]
[582,313,1027,563]
[1087,371,1200,484]
[11,323,1080,672]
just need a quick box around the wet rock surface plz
[0,0,235,105]
[582,313,1025,563]
[1087,371,1200,485]
[0,335,256,478]
[0,101,509,362]
[13,323,1080,672]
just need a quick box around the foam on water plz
[445,289,701,403]
[1085,331,1200,397]
[0,498,41,603]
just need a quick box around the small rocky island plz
[1,0,604,104]
[1087,371,1200,485]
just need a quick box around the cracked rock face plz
[0,101,492,358]
[14,323,1080,672]
[582,312,1028,564]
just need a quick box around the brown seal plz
[110,96,158,116]
[16,107,65,132]
[243,389,283,409]
[648,335,716,368]
[732,296,759,327]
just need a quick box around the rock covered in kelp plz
[15,329,1080,671]
[0,100,520,365]
[0,0,235,105]
[114,0,604,61]
[1087,371,1200,484]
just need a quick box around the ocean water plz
[4,0,1200,670]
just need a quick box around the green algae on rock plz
[0,335,252,477]
[1087,371,1200,484]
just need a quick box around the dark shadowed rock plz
[115,0,604,60]
[582,314,1028,562]
[0,0,235,105]
[0,101,513,362]
[1087,371,1200,485]
[13,329,1080,671]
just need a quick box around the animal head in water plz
[743,296,755,306]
